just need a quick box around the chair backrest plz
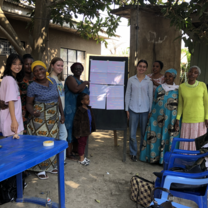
[164,137,208,171]
[162,175,208,200]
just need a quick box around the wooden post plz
[113,130,118,146]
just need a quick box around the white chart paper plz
[107,73,124,85]
[90,72,108,84]
[90,95,106,109]
[106,86,124,110]
[90,84,108,96]
[90,60,125,85]
[107,97,124,110]
[89,60,125,110]
[107,61,125,73]
[89,84,108,109]
[107,86,124,97]
[90,60,108,72]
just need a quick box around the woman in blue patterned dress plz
[140,69,180,164]
[64,63,89,159]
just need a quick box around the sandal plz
[49,168,58,174]
[66,154,79,161]
[72,151,79,156]
[36,171,49,180]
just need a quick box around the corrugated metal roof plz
[4,0,34,9]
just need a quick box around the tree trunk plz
[32,0,51,61]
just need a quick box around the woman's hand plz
[152,80,160,86]
[126,111,129,120]
[11,119,18,134]
[175,120,180,131]
[205,120,208,128]
[148,113,151,120]
[84,81,89,85]
[33,110,40,117]
[60,114,65,124]
[0,100,8,110]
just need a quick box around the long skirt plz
[27,101,59,172]
[179,122,207,151]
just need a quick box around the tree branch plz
[0,25,25,56]
[49,0,66,7]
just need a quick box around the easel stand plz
[88,56,128,162]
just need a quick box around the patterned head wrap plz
[31,61,53,84]
[188,65,201,75]
[165,68,177,78]
[70,62,84,72]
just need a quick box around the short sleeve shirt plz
[27,78,59,103]
[50,75,65,109]
[0,76,24,136]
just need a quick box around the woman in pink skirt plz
[175,66,208,150]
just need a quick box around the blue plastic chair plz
[163,137,202,170]
[151,175,208,208]
[155,137,208,207]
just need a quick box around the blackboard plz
[89,56,128,131]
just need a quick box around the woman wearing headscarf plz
[175,66,208,151]
[64,63,89,160]
[26,61,65,180]
[140,69,180,164]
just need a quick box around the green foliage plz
[14,0,121,45]
[161,0,208,53]
[180,48,191,83]
[120,47,129,56]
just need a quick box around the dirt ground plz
[1,130,197,208]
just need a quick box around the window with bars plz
[0,38,25,56]
[60,48,85,81]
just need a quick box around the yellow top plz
[176,82,208,123]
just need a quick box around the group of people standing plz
[0,53,96,180]
[0,53,207,175]
[125,60,208,164]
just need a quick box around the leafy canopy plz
[15,0,121,46]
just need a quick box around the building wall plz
[191,40,208,84]
[0,18,101,80]
[129,9,181,83]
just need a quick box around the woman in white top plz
[48,57,67,161]
[125,60,153,162]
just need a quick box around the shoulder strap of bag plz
[151,187,176,208]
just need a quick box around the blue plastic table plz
[0,135,68,208]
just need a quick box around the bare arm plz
[58,96,65,124]
[65,76,89,93]
[26,96,40,117]
[125,78,131,120]
[9,101,18,134]
[203,83,208,128]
